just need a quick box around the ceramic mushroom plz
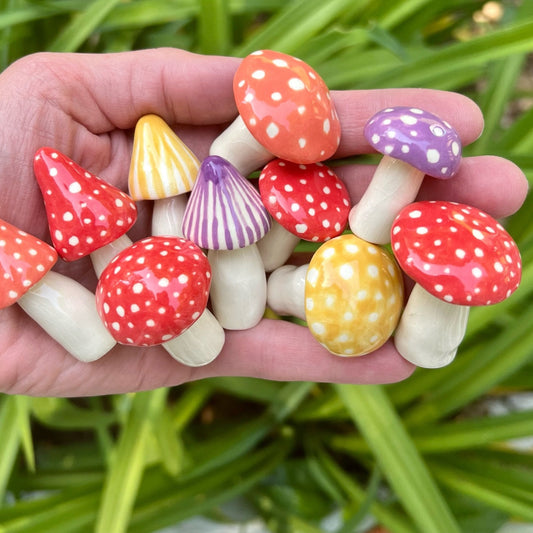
[128,114,200,237]
[0,218,116,361]
[391,201,522,368]
[96,236,224,366]
[182,155,271,329]
[267,234,404,356]
[33,147,137,277]
[257,159,351,271]
[210,50,341,176]
[349,107,462,244]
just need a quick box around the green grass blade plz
[94,388,167,533]
[198,0,231,55]
[335,384,460,533]
[0,396,21,504]
[47,0,123,52]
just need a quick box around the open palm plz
[0,48,527,396]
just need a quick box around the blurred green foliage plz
[1,0,533,532]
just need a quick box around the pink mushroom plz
[210,50,340,176]
[391,201,522,368]
[0,218,116,361]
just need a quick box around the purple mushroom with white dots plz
[349,106,462,244]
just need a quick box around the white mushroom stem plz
[17,271,116,362]
[266,264,307,320]
[91,233,225,366]
[394,284,470,368]
[257,220,301,272]
[91,234,133,279]
[209,115,273,176]
[349,156,425,244]
[152,195,188,237]
[162,308,225,366]
[208,244,267,330]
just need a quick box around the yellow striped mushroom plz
[128,115,201,236]
[305,234,404,356]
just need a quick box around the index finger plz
[332,88,484,157]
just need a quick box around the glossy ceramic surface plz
[34,147,137,261]
[259,159,350,241]
[364,106,461,178]
[0,218,57,308]
[129,114,200,200]
[233,50,340,164]
[96,236,211,346]
[182,155,271,250]
[305,234,404,356]
[391,201,522,305]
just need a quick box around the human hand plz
[0,48,527,396]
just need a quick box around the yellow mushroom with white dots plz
[304,234,404,356]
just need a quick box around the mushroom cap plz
[233,50,340,164]
[364,106,462,178]
[34,147,137,262]
[305,234,404,356]
[0,218,58,309]
[391,201,522,306]
[96,236,211,346]
[128,114,200,200]
[258,159,351,241]
[182,155,271,250]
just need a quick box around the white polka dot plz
[452,141,460,156]
[159,278,170,287]
[455,249,466,259]
[311,322,326,335]
[371,134,380,144]
[63,212,74,222]
[133,283,143,294]
[291,202,300,212]
[368,265,379,278]
[416,227,428,235]
[69,236,79,246]
[401,115,417,125]
[68,182,82,193]
[273,59,288,67]
[266,122,279,138]
[178,274,189,284]
[288,78,305,91]
[430,125,445,137]
[401,145,410,153]
[271,92,282,101]
[368,312,379,322]
[323,119,330,134]
[339,264,353,280]
[473,229,484,240]
[306,297,314,310]
[472,267,483,278]
[295,223,308,234]
[146,319,155,327]
[409,210,422,219]
[49,167,58,177]
[494,262,504,273]
[252,70,265,79]
[298,138,306,148]
[55,230,63,241]
[427,149,440,164]
[307,268,319,285]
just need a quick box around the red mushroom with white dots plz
[33,147,137,276]
[350,107,462,244]
[391,201,522,368]
[96,236,224,366]
[210,50,341,176]
[257,159,351,271]
[0,218,116,361]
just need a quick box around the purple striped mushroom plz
[349,106,462,244]
[182,155,272,329]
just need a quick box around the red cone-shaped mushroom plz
[257,159,351,271]
[96,236,224,366]
[391,201,522,368]
[33,147,137,275]
[210,50,340,176]
[0,218,116,361]
[350,107,462,244]
[182,155,271,330]
[128,114,200,237]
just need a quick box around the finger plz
[336,155,528,219]
[332,88,484,156]
[36,49,241,132]
[192,319,414,385]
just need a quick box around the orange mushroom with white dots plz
[391,201,522,368]
[266,234,404,357]
[210,50,341,176]
[0,218,116,362]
